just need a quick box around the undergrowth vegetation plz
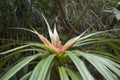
[0,0,120,80]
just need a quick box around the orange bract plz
[35,27,80,54]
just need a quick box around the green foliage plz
[0,0,120,80]
[0,54,42,80]
[104,7,120,20]
[59,66,69,80]
[0,25,120,80]
[66,51,94,80]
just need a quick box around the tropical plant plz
[0,15,120,80]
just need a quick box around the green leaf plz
[76,28,120,44]
[104,8,120,20]
[0,39,49,55]
[59,66,69,80]
[27,42,57,53]
[103,10,113,13]
[116,13,120,20]
[29,54,55,80]
[85,50,119,61]
[76,51,119,80]
[118,2,120,5]
[66,51,94,80]
[0,48,46,71]
[0,54,41,80]
[42,13,53,39]
[94,56,120,77]
[106,59,120,69]
[20,71,32,80]
[29,58,45,80]
[112,8,120,20]
[66,68,82,80]
[1,45,30,54]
